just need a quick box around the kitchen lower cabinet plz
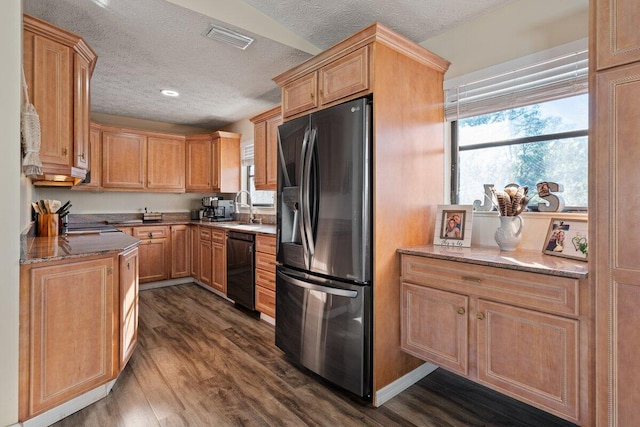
[211,229,226,294]
[170,225,190,278]
[19,255,119,420]
[119,248,139,369]
[134,226,170,283]
[254,234,276,318]
[400,253,591,425]
[190,225,200,278]
[198,227,213,287]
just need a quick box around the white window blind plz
[242,143,254,167]
[444,39,588,121]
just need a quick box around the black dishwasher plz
[226,231,255,310]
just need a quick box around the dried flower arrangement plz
[491,184,529,216]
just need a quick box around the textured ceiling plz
[23,0,514,131]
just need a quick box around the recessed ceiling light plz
[161,89,179,97]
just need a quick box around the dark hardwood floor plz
[53,284,577,427]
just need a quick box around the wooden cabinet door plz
[199,239,213,287]
[27,257,117,416]
[85,124,101,188]
[137,238,169,283]
[147,136,185,191]
[595,0,640,70]
[213,132,241,193]
[400,282,469,375]
[190,226,200,279]
[119,248,139,369]
[170,225,190,278]
[476,300,579,422]
[319,46,369,105]
[282,72,318,118]
[211,241,226,294]
[73,53,91,170]
[255,286,275,318]
[253,120,267,189]
[265,115,281,189]
[30,33,73,168]
[185,135,212,192]
[102,131,146,189]
[594,62,640,427]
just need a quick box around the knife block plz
[37,214,59,237]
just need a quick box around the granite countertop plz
[191,220,276,235]
[398,244,588,279]
[21,232,141,264]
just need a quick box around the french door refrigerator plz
[275,96,372,398]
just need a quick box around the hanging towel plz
[21,66,42,177]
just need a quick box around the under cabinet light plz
[203,24,254,50]
[161,89,179,97]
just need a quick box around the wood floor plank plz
[50,283,578,427]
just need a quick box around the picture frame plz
[433,205,473,248]
[542,217,588,261]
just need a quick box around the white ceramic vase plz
[494,215,524,251]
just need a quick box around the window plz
[452,95,588,209]
[247,164,275,206]
[446,40,588,211]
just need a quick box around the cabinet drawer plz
[255,268,275,291]
[401,255,580,316]
[133,225,169,240]
[211,229,226,243]
[256,252,277,274]
[255,285,275,318]
[282,72,318,118]
[199,227,211,241]
[256,234,276,255]
[319,46,369,105]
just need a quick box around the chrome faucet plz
[234,190,261,224]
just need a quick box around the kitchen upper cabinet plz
[185,131,241,193]
[185,134,213,192]
[23,14,97,185]
[278,46,369,119]
[19,255,118,419]
[102,130,146,189]
[147,136,185,191]
[250,107,281,191]
[595,0,640,70]
[134,226,170,283]
[100,125,186,192]
[119,248,139,369]
[170,225,190,278]
[73,122,102,190]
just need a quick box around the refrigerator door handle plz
[277,270,358,298]
[299,129,311,269]
[302,128,317,257]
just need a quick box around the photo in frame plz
[542,218,588,261]
[433,205,473,247]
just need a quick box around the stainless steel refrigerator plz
[275,96,372,398]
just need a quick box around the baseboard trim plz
[139,277,193,291]
[260,312,275,325]
[374,362,438,407]
[20,379,117,427]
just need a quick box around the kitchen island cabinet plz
[19,233,140,423]
[23,14,97,186]
[398,246,591,425]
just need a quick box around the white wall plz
[1,1,21,424]
[422,0,588,79]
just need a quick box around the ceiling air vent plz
[203,24,254,50]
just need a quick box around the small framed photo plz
[542,218,588,261]
[433,205,473,248]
